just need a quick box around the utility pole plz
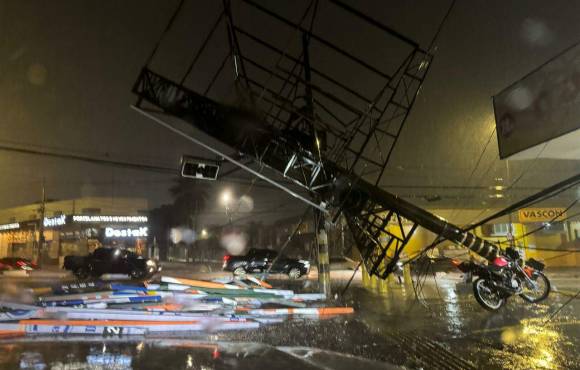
[316,212,331,298]
[302,30,331,298]
[37,178,46,268]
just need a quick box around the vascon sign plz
[105,227,148,238]
[518,208,567,223]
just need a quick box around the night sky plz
[1,0,579,225]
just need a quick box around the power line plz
[0,144,176,174]
[464,142,551,227]
[496,199,580,246]
[449,126,496,222]
[0,143,302,191]
[466,171,580,231]
[427,0,456,52]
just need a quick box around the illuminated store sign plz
[518,208,567,223]
[73,215,148,223]
[105,227,148,238]
[44,215,66,228]
[0,223,20,231]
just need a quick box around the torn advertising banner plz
[518,208,567,223]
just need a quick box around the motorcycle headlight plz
[146,260,156,267]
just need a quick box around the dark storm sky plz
[1,0,579,224]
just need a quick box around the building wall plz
[473,221,579,267]
[0,197,149,224]
[359,207,579,275]
[361,207,579,294]
[0,197,149,261]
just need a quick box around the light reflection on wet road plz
[0,271,578,369]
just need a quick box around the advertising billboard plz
[493,42,580,158]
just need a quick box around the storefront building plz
[358,206,580,294]
[0,197,149,264]
[474,207,580,267]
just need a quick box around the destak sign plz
[105,227,148,238]
[518,208,567,223]
[44,215,66,228]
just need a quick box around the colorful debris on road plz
[0,275,353,337]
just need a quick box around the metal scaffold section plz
[132,0,499,279]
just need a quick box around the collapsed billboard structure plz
[132,0,500,279]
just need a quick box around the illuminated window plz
[491,223,513,236]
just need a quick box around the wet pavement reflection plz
[0,272,578,369]
[1,339,399,370]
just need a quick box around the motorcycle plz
[452,247,550,311]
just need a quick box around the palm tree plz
[148,204,175,261]
[169,177,209,261]
[169,177,209,229]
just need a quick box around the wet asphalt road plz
[0,267,578,369]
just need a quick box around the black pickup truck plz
[223,248,310,279]
[64,247,161,280]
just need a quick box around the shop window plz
[491,223,513,236]
[536,222,565,235]
[85,228,99,238]
[10,243,28,257]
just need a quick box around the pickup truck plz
[64,247,161,280]
[223,248,310,279]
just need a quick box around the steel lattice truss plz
[133,0,499,279]
[221,0,433,187]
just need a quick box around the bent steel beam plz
[132,68,500,279]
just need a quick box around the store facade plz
[59,214,149,256]
[0,214,149,263]
[0,197,150,264]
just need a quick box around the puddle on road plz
[0,277,578,369]
[0,339,400,370]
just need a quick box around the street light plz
[201,228,208,238]
[221,190,232,206]
[221,189,233,223]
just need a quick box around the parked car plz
[0,257,38,271]
[223,248,310,279]
[63,247,161,280]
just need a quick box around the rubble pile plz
[0,276,353,337]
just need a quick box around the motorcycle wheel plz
[473,278,505,311]
[520,271,550,303]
